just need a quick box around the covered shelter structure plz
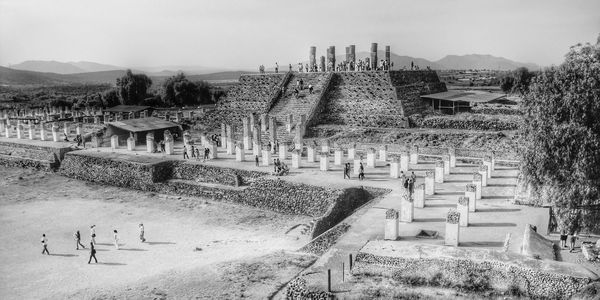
[420,91,506,114]
[104,105,152,120]
[104,117,181,143]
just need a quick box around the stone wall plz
[414,114,521,131]
[169,161,266,186]
[388,71,447,116]
[0,140,73,170]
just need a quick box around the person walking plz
[255,155,259,167]
[183,146,189,159]
[139,223,146,242]
[560,230,568,248]
[344,163,350,179]
[191,145,196,159]
[410,171,417,183]
[408,177,415,198]
[74,230,86,250]
[90,225,96,245]
[359,162,365,181]
[400,171,406,189]
[41,234,49,255]
[569,232,578,253]
[113,230,119,250]
[88,242,98,264]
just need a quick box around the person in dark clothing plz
[255,155,259,167]
[41,234,49,255]
[195,148,200,160]
[191,146,196,158]
[74,230,85,250]
[358,163,365,180]
[344,163,350,179]
[408,177,415,197]
[560,230,568,248]
[160,140,166,153]
[183,146,189,159]
[88,242,98,264]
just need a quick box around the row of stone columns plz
[2,120,86,143]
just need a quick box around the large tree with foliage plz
[116,70,153,105]
[520,39,600,233]
[161,73,212,106]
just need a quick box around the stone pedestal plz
[260,114,267,132]
[379,145,387,162]
[40,125,46,141]
[399,193,414,223]
[76,124,82,135]
[442,155,450,175]
[385,209,399,240]
[307,145,316,163]
[146,135,155,153]
[490,152,496,171]
[200,133,208,147]
[235,142,245,162]
[226,125,234,155]
[410,145,419,164]
[354,159,362,175]
[269,117,277,144]
[473,173,482,200]
[319,152,329,171]
[291,149,301,169]
[110,135,119,150]
[127,137,135,151]
[52,125,59,142]
[16,124,23,139]
[63,122,70,137]
[295,124,303,149]
[457,197,469,227]
[262,149,271,166]
[449,147,456,168]
[279,142,288,160]
[425,171,435,195]
[465,184,477,212]
[4,127,10,138]
[321,140,330,153]
[400,150,409,173]
[347,144,356,160]
[334,148,343,165]
[435,161,444,183]
[164,131,174,155]
[483,156,493,178]
[478,165,488,187]
[414,184,425,208]
[208,143,218,159]
[253,141,261,157]
[220,123,227,148]
[390,158,400,178]
[366,148,376,167]
[445,210,460,246]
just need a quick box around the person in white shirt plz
[139,223,145,242]
[41,234,49,255]
[90,225,96,245]
[113,230,119,250]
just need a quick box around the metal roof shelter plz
[420,91,506,114]
[104,105,152,113]
[105,117,181,142]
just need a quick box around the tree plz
[102,90,120,107]
[116,70,152,105]
[520,40,600,234]
[511,67,534,95]
[161,73,212,106]
[500,76,514,93]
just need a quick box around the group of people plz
[182,145,211,161]
[400,171,417,197]
[41,224,146,264]
[273,158,289,176]
[342,161,365,180]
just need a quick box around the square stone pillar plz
[146,134,155,153]
[28,122,34,140]
[366,148,376,167]
[307,145,316,163]
[347,144,356,160]
[400,193,414,223]
[379,145,387,161]
[16,124,23,139]
[390,157,400,178]
[442,155,450,175]
[220,123,227,148]
[319,152,329,171]
[334,148,343,165]
[445,210,460,247]
[242,117,251,150]
[235,142,245,162]
[226,124,234,155]
[473,173,482,200]
[127,137,135,151]
[490,152,496,171]
[410,145,419,164]
[425,171,435,195]
[4,125,9,138]
[457,197,469,227]
[110,135,119,150]
[286,114,293,133]
[478,165,488,186]
[291,149,301,169]
[384,209,399,240]
[261,148,271,166]
[248,113,255,130]
[321,140,330,153]
[465,184,477,212]
[435,161,445,183]
[483,155,493,178]
[279,142,288,160]
[260,114,268,132]
[40,124,46,141]
[269,117,277,143]
[76,123,83,135]
[414,184,425,208]
[52,124,59,142]
[63,122,70,137]
[200,132,208,147]
[294,124,303,149]
[448,147,457,168]
[353,159,362,175]
[400,150,409,173]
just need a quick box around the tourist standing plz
[41,234,49,255]
[359,162,365,181]
[88,241,98,264]
[344,163,350,179]
[400,171,406,189]
[113,230,119,250]
[90,225,96,245]
[195,148,200,160]
[408,177,415,197]
[569,232,578,252]
[139,223,145,243]
[560,230,568,248]
[410,171,417,183]
[74,230,86,250]
[183,146,189,159]
[191,146,196,159]
[255,155,259,167]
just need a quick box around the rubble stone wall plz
[0,140,73,170]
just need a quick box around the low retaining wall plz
[0,139,74,170]
[352,242,597,299]
[521,224,555,260]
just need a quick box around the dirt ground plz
[0,167,312,299]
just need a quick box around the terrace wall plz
[0,140,73,171]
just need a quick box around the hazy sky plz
[1,0,598,69]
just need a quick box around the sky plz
[0,0,599,69]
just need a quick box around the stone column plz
[286,114,293,133]
[425,171,435,195]
[220,123,227,148]
[260,114,268,132]
[400,192,414,223]
[483,155,493,178]
[16,123,23,139]
[268,117,277,145]
[309,46,317,70]
[291,149,301,169]
[0,119,5,134]
[279,141,288,160]
[345,46,349,62]
[321,140,330,153]
[127,136,135,151]
[242,117,251,150]
[490,151,496,171]
[379,145,387,161]
[52,124,59,142]
[104,114,110,123]
[235,141,245,162]
[252,126,261,157]
[435,161,444,183]
[442,154,450,175]
[334,148,343,165]
[457,197,469,227]
[146,133,155,153]
[465,184,477,212]
[414,184,425,208]
[319,152,329,171]
[111,135,119,150]
[307,144,316,162]
[445,209,460,247]
[319,56,325,72]
[478,165,488,187]
[226,124,234,155]
[40,124,46,141]
[3,122,8,138]
[208,141,218,159]
[366,148,376,167]
[248,113,255,131]
[353,159,362,175]
[349,45,356,70]
[347,143,356,160]
[473,173,482,200]
[327,46,336,72]
[294,124,303,149]
[384,209,399,240]
[262,146,271,166]
[200,132,208,147]
[370,43,378,70]
[28,121,34,140]
[400,150,409,173]
[390,157,400,178]
[385,45,391,69]
[448,147,457,168]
